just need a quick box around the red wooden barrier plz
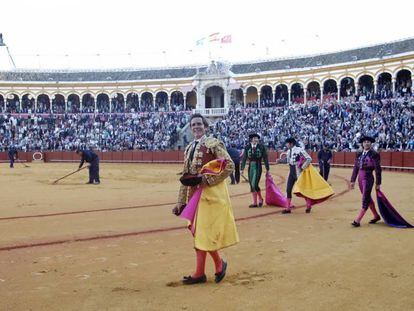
[403,152,414,168]
[391,152,403,167]
[380,152,391,167]
[132,151,143,162]
[123,151,133,162]
[344,152,355,165]
[142,152,153,162]
[1,152,414,170]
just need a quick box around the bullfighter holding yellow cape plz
[173,113,239,285]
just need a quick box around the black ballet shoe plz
[215,261,227,283]
[305,208,311,213]
[182,274,207,285]
[258,201,264,208]
[249,204,258,208]
[282,209,291,214]
[351,221,360,227]
[369,217,381,224]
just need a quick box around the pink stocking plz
[208,251,223,274]
[369,202,380,218]
[193,249,207,278]
[355,209,367,223]
[252,192,258,205]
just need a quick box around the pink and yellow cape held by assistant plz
[180,158,239,251]
[293,164,334,205]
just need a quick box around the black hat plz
[285,137,296,144]
[249,133,261,140]
[359,136,375,144]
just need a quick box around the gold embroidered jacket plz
[177,136,234,206]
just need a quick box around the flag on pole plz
[209,32,220,42]
[221,34,232,44]
[196,38,206,46]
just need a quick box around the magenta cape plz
[179,158,227,235]
[265,173,288,207]
[376,190,413,229]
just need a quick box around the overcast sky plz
[0,0,413,69]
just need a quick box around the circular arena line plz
[0,174,351,252]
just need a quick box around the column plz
[94,96,97,113]
[288,89,291,106]
[411,78,414,94]
[337,87,340,102]
[320,87,323,104]
[392,78,396,94]
[183,95,187,109]
[168,95,171,111]
[304,88,307,105]
[109,98,112,114]
[257,92,261,107]
[35,98,38,112]
[243,92,247,108]
[64,97,68,112]
[273,90,277,105]
[374,80,378,94]
[355,83,359,97]
[19,100,22,111]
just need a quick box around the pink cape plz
[180,187,202,235]
[265,173,288,208]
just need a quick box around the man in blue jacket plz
[77,149,100,184]
[227,144,241,184]
[8,145,18,168]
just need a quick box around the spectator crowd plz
[0,95,413,152]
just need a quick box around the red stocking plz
[257,190,263,203]
[193,249,207,278]
[369,202,379,218]
[209,251,223,274]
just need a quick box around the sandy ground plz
[0,162,413,311]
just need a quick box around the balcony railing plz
[194,108,229,116]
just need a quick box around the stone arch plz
[171,90,184,111]
[111,93,125,113]
[245,85,258,106]
[52,94,66,113]
[186,90,197,109]
[67,94,80,113]
[21,93,36,113]
[126,92,139,112]
[260,85,273,106]
[5,93,19,113]
[140,92,154,111]
[36,94,51,113]
[81,93,95,113]
[0,94,4,113]
[395,69,412,95]
[96,93,110,113]
[230,88,243,107]
[290,82,304,103]
[306,81,321,100]
[274,84,288,106]
[377,72,392,94]
[323,79,338,99]
[205,85,224,109]
[155,91,169,111]
[357,74,374,95]
[340,77,355,97]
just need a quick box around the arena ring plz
[32,152,43,161]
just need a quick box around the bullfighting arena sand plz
[0,162,413,311]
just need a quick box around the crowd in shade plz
[0,95,192,114]
[213,95,414,152]
[0,94,413,152]
[0,112,190,151]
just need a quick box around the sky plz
[0,0,413,70]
